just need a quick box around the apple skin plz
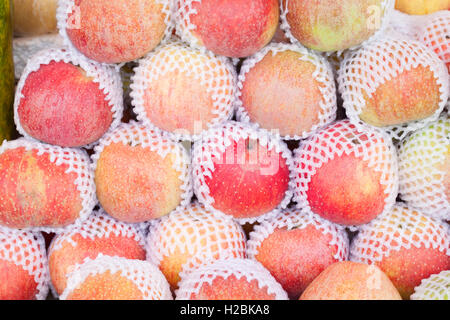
[184,0,279,58]
[300,261,402,300]
[204,138,290,220]
[375,245,450,300]
[49,233,146,295]
[253,224,343,299]
[0,147,83,229]
[18,61,113,147]
[0,259,38,300]
[285,0,385,52]
[66,0,167,63]
[95,142,184,224]
[64,271,144,300]
[306,152,387,226]
[240,50,328,137]
[360,65,442,127]
[187,274,279,300]
[395,0,449,15]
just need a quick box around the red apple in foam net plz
[191,121,293,222]
[15,49,122,147]
[176,0,280,58]
[293,120,398,226]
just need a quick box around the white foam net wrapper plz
[0,138,96,233]
[49,208,147,254]
[175,258,289,300]
[338,33,449,141]
[146,202,247,280]
[247,208,349,261]
[235,42,337,140]
[91,121,193,214]
[0,226,49,300]
[13,47,124,149]
[388,9,450,73]
[293,120,399,229]
[13,34,64,79]
[130,41,236,141]
[398,117,449,221]
[60,254,173,300]
[411,270,450,300]
[56,0,176,66]
[350,205,450,264]
[191,121,296,225]
[279,0,395,55]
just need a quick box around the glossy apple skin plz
[254,225,341,299]
[95,142,184,223]
[286,0,384,52]
[375,246,450,299]
[66,0,167,63]
[0,147,82,229]
[49,233,146,295]
[186,0,279,58]
[18,61,113,147]
[395,0,449,15]
[306,152,387,226]
[0,259,38,300]
[300,261,402,300]
[205,138,290,219]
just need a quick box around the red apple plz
[176,258,288,300]
[0,140,93,230]
[192,121,292,222]
[177,0,279,58]
[350,205,450,299]
[64,0,169,63]
[248,209,349,299]
[17,58,116,147]
[0,227,48,300]
[294,120,397,226]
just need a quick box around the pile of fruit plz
[0,0,449,300]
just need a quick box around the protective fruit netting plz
[235,42,337,140]
[350,205,450,264]
[60,254,173,300]
[191,121,296,224]
[0,138,96,233]
[0,226,49,300]
[247,208,349,261]
[338,33,449,141]
[130,41,236,141]
[13,47,124,148]
[397,117,449,221]
[293,120,399,228]
[175,258,289,300]
[146,202,247,281]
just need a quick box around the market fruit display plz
[0,0,449,302]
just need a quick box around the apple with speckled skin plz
[0,146,83,229]
[178,0,279,58]
[48,214,146,295]
[194,128,291,220]
[284,0,388,52]
[300,261,402,300]
[395,0,449,15]
[65,0,168,63]
[17,60,114,147]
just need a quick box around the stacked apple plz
[1,0,449,300]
